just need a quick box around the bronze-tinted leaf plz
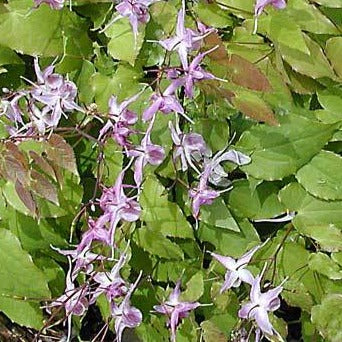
[30,170,59,205]
[232,91,279,126]
[29,151,57,182]
[198,80,235,102]
[15,180,36,216]
[4,142,30,185]
[46,135,78,175]
[204,32,272,92]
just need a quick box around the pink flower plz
[34,0,64,10]
[255,0,286,16]
[154,280,200,342]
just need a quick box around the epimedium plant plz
[0,0,341,341]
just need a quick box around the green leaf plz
[238,114,337,180]
[311,294,342,342]
[279,34,336,80]
[0,45,22,66]
[282,279,313,312]
[133,226,184,260]
[308,252,342,280]
[140,177,193,239]
[201,198,240,232]
[194,118,229,152]
[105,18,145,66]
[77,60,96,104]
[0,6,91,58]
[317,88,342,115]
[286,0,339,34]
[0,297,44,329]
[296,151,342,200]
[193,2,233,28]
[181,271,204,302]
[201,320,227,342]
[0,229,50,298]
[279,183,342,252]
[326,37,342,78]
[269,11,310,54]
[228,180,285,219]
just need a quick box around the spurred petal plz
[254,307,274,335]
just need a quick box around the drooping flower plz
[211,245,261,292]
[142,79,184,122]
[91,251,128,303]
[99,93,139,147]
[127,116,165,186]
[99,170,141,245]
[169,120,210,172]
[49,259,89,342]
[33,0,64,10]
[205,149,251,187]
[112,272,143,342]
[182,47,220,99]
[254,0,286,33]
[30,59,83,129]
[158,0,212,69]
[53,245,107,278]
[238,272,284,340]
[154,280,200,342]
[254,0,286,16]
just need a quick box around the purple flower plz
[211,245,261,292]
[127,117,165,186]
[99,170,141,244]
[91,251,128,303]
[53,245,107,278]
[142,80,184,122]
[115,0,156,37]
[205,149,251,187]
[154,280,200,342]
[49,260,89,341]
[238,273,284,339]
[99,94,139,147]
[158,1,212,69]
[182,48,219,99]
[29,59,83,130]
[77,216,112,251]
[169,121,210,172]
[33,0,64,10]
[255,0,286,16]
[112,272,143,342]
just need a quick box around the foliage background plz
[0,0,342,341]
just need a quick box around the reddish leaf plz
[232,92,279,126]
[30,170,59,205]
[29,151,57,182]
[204,32,272,92]
[46,135,78,175]
[15,180,37,216]
[4,142,30,185]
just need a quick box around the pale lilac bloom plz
[255,0,286,16]
[112,272,143,342]
[99,170,141,244]
[154,280,200,342]
[238,273,284,339]
[158,1,212,69]
[91,251,128,303]
[99,94,139,147]
[49,260,89,342]
[205,149,251,187]
[182,48,219,99]
[52,245,107,278]
[169,120,210,172]
[211,245,261,292]
[142,81,184,122]
[31,59,83,129]
[127,117,165,186]
[34,0,64,10]
[254,0,286,33]
[77,216,112,251]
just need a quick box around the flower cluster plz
[211,245,285,341]
[0,59,83,136]
[15,0,289,341]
